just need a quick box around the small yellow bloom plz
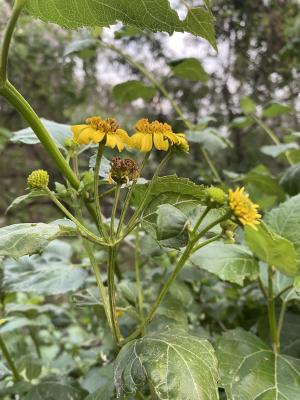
[27,169,49,190]
[130,118,188,152]
[228,187,261,230]
[71,116,130,151]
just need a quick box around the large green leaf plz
[114,330,219,399]
[26,1,217,49]
[0,221,76,259]
[189,242,259,286]
[186,128,228,155]
[3,241,88,295]
[11,119,72,149]
[113,80,156,103]
[280,162,300,196]
[217,329,300,400]
[266,194,300,268]
[81,365,114,399]
[24,376,87,400]
[244,223,298,277]
[169,58,208,82]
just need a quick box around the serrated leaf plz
[114,330,219,399]
[240,96,256,114]
[189,243,259,286]
[265,194,300,269]
[262,102,293,118]
[217,329,300,400]
[11,119,72,149]
[261,142,298,158]
[244,223,298,277]
[24,375,87,400]
[170,58,208,82]
[280,162,300,196]
[26,1,217,49]
[3,244,88,295]
[0,222,76,259]
[113,80,156,103]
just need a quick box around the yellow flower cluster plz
[71,117,189,153]
[228,187,261,229]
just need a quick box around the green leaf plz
[17,355,42,380]
[294,276,300,293]
[156,204,188,241]
[262,102,293,118]
[244,223,298,277]
[0,221,76,259]
[114,330,219,399]
[112,80,156,103]
[266,194,300,268]
[261,142,299,158]
[0,316,50,334]
[189,243,259,285]
[280,312,300,358]
[114,25,143,39]
[26,1,217,49]
[3,242,88,295]
[230,116,253,129]
[217,329,300,400]
[186,129,228,155]
[240,96,256,114]
[11,119,72,149]
[24,375,87,400]
[63,38,97,57]
[6,191,46,213]
[169,58,208,82]
[81,365,114,399]
[280,162,300,196]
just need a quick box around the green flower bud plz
[27,169,49,190]
[205,187,227,207]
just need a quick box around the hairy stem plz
[267,266,280,353]
[111,184,121,240]
[108,246,122,343]
[94,143,109,238]
[135,230,145,330]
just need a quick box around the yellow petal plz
[140,134,153,152]
[116,129,130,144]
[130,132,144,149]
[90,130,106,144]
[153,132,169,151]
[71,124,89,143]
[78,127,96,144]
[164,131,178,144]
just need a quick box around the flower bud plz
[205,187,227,207]
[27,169,49,190]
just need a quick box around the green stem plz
[191,206,210,237]
[111,184,121,240]
[108,246,122,343]
[274,284,293,301]
[134,230,144,329]
[46,188,107,246]
[98,40,221,182]
[121,211,225,345]
[267,266,280,353]
[124,151,173,237]
[277,301,287,344]
[251,115,293,166]
[0,335,21,382]
[84,241,112,330]
[94,143,109,238]
[191,233,222,254]
[116,153,150,238]
[0,0,26,81]
[29,328,41,359]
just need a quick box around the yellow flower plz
[71,116,130,151]
[27,169,49,189]
[228,187,261,230]
[130,118,188,152]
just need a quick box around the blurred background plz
[0,0,299,225]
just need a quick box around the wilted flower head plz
[130,118,189,152]
[71,116,130,151]
[108,156,139,185]
[228,187,261,229]
[27,169,49,190]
